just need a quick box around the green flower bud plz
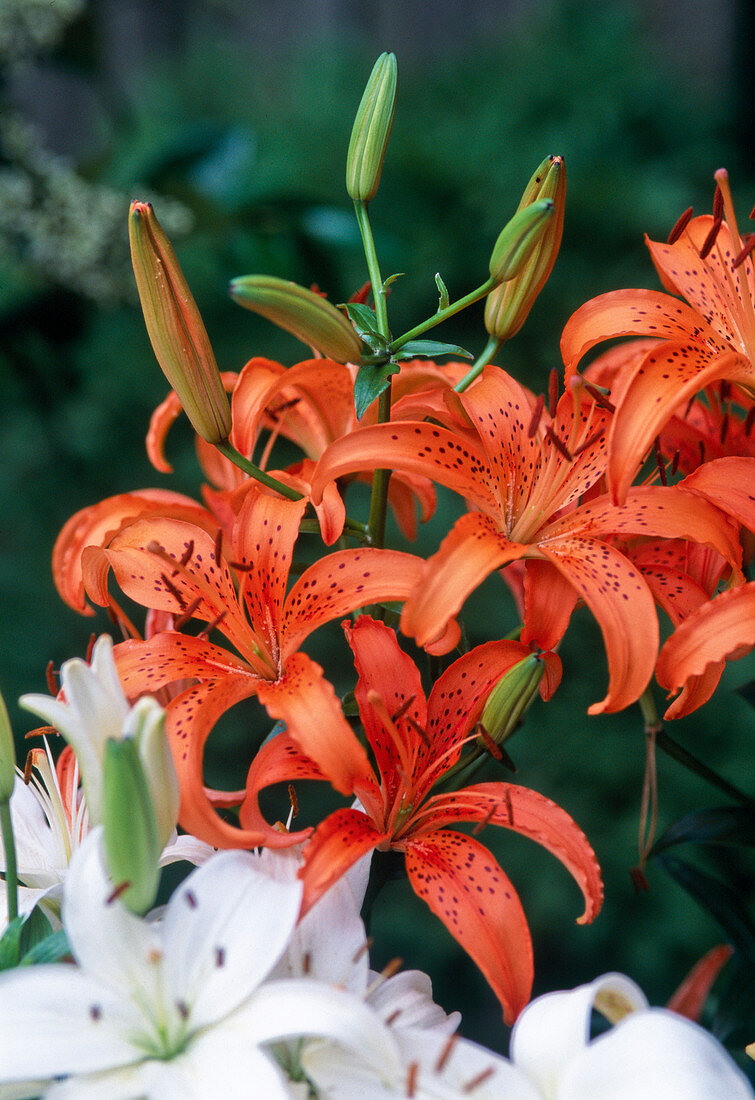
[346,52,398,203]
[126,697,180,851]
[478,653,546,749]
[129,201,232,444]
[0,685,16,802]
[102,737,162,915]
[485,155,566,342]
[230,275,362,363]
[488,198,554,285]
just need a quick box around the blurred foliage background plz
[1,0,754,1068]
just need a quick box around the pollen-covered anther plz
[404,714,431,746]
[266,396,302,421]
[699,214,723,260]
[385,1008,402,1026]
[228,559,255,573]
[548,367,559,418]
[381,956,403,980]
[474,722,503,761]
[527,393,545,438]
[45,661,58,695]
[171,540,194,576]
[391,694,417,723]
[213,528,224,565]
[106,881,131,905]
[288,783,299,818]
[434,1033,458,1073]
[745,405,755,435]
[545,425,572,461]
[176,1000,190,1020]
[733,234,755,269]
[670,450,681,475]
[160,573,187,610]
[89,1004,102,1021]
[713,184,724,221]
[184,889,198,909]
[719,412,730,445]
[572,428,606,457]
[22,749,37,784]
[581,380,616,413]
[653,438,668,486]
[172,595,203,629]
[24,725,58,741]
[462,1064,496,1092]
[301,951,311,975]
[215,946,226,968]
[667,205,694,244]
[148,949,163,964]
[406,1062,419,1097]
[196,609,228,640]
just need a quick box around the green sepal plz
[103,737,162,915]
[342,303,386,351]
[657,855,755,960]
[650,807,755,858]
[354,359,400,419]
[392,340,473,361]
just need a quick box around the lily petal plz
[300,808,384,916]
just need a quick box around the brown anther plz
[733,234,755,269]
[505,787,514,826]
[582,380,616,413]
[404,714,431,746]
[228,559,255,573]
[472,797,499,836]
[172,540,194,576]
[288,783,299,818]
[176,1000,190,1020]
[160,573,187,610]
[667,206,694,245]
[25,725,58,740]
[266,397,302,421]
[391,694,417,723]
[670,450,681,476]
[474,722,503,761]
[148,949,162,964]
[302,952,311,975]
[527,393,545,438]
[89,1004,102,1021]
[85,634,96,663]
[407,1062,419,1097]
[713,184,724,221]
[23,750,35,784]
[548,368,559,418]
[719,380,731,402]
[435,1033,458,1074]
[385,1008,402,1026]
[545,425,572,461]
[629,866,650,893]
[745,405,755,436]
[351,936,374,964]
[381,957,403,980]
[107,881,131,904]
[462,1065,496,1092]
[184,890,198,909]
[698,440,706,464]
[699,215,722,259]
[653,438,667,486]
[719,411,730,445]
[197,609,228,640]
[215,946,225,968]
[213,528,224,565]
[45,661,57,696]
[172,595,204,630]
[573,428,607,457]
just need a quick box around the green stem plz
[0,800,18,924]
[354,201,389,336]
[454,335,503,392]
[214,440,304,501]
[388,275,498,354]
[655,728,755,807]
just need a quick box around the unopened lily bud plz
[0,685,15,802]
[488,198,554,285]
[102,736,162,915]
[478,653,545,748]
[485,155,566,341]
[129,201,232,443]
[230,275,362,362]
[346,52,397,202]
[125,696,180,849]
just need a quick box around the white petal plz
[511,972,647,1098]
[558,1009,755,1099]
[61,830,163,1006]
[367,969,460,1035]
[304,1024,540,1099]
[158,832,216,867]
[161,850,302,1029]
[0,965,142,1080]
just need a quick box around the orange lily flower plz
[561,170,755,503]
[309,366,743,713]
[240,615,603,1024]
[80,483,443,849]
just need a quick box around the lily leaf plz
[435,272,450,311]
[658,855,755,960]
[0,916,24,971]
[20,929,71,966]
[342,303,384,348]
[0,905,54,971]
[393,339,473,361]
[650,807,755,857]
[354,360,400,419]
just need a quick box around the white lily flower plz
[0,742,212,928]
[303,972,755,1099]
[0,831,403,1099]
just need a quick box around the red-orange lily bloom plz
[309,366,743,713]
[240,615,603,1025]
[561,170,755,503]
[80,483,443,848]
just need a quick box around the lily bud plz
[129,201,232,443]
[488,198,554,285]
[478,653,546,748]
[102,736,162,915]
[346,52,398,202]
[125,696,180,850]
[485,155,566,341]
[230,275,362,362]
[0,684,16,802]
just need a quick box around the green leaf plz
[435,272,450,311]
[353,360,400,419]
[710,954,755,1043]
[20,929,71,967]
[650,807,755,857]
[383,272,405,289]
[19,904,52,956]
[392,340,473,361]
[342,303,383,344]
[735,678,755,709]
[0,905,55,971]
[0,915,24,971]
[658,855,755,960]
